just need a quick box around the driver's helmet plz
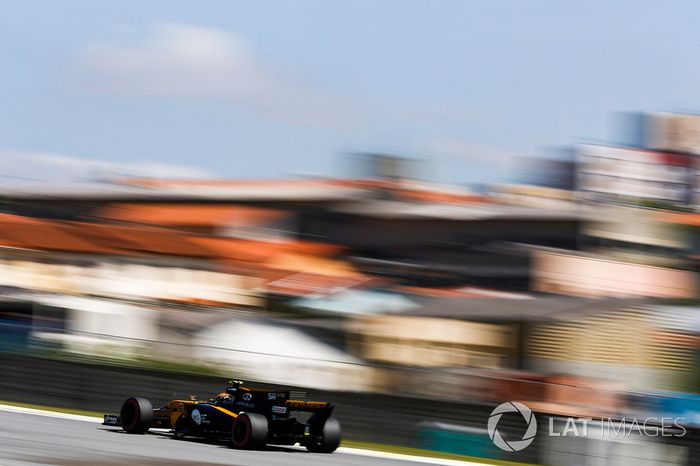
[215,392,231,403]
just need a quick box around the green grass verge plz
[0,400,538,465]
[341,439,536,465]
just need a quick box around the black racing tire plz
[306,416,341,453]
[120,397,154,434]
[231,412,268,449]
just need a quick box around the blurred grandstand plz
[4,113,700,463]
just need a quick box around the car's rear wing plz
[284,400,334,414]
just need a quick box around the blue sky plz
[1,0,699,184]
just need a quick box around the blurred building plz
[580,206,689,267]
[347,315,515,368]
[532,248,696,298]
[192,318,372,391]
[1,126,700,403]
[303,199,586,290]
[97,203,294,239]
[577,144,693,207]
[489,184,578,210]
[604,111,700,210]
[661,212,700,261]
[646,112,700,155]
[512,150,577,190]
[527,306,700,392]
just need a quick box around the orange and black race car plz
[103,380,341,453]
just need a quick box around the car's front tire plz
[231,412,268,449]
[120,397,153,434]
[306,416,341,453]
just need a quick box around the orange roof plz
[189,237,275,263]
[66,222,215,257]
[660,212,700,226]
[97,203,288,227]
[329,180,485,203]
[324,178,397,189]
[0,213,354,277]
[266,251,362,277]
[264,272,371,296]
[0,218,115,254]
[0,217,216,257]
[0,213,45,224]
[0,230,29,249]
[395,189,485,204]
[191,237,340,259]
[398,285,532,299]
[274,241,341,256]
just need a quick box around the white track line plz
[335,447,492,465]
[0,404,100,423]
[0,404,491,466]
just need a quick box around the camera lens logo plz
[487,402,537,452]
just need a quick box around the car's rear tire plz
[231,412,268,449]
[306,416,341,453]
[120,397,153,434]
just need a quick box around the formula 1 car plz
[103,380,341,453]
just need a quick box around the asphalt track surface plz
[0,409,473,466]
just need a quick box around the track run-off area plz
[0,405,491,466]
